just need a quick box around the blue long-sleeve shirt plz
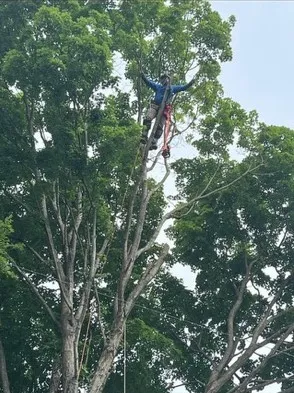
[141,74,194,105]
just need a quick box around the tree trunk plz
[0,336,11,393]
[61,300,79,393]
[90,321,124,393]
[49,357,61,393]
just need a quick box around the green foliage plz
[0,217,16,277]
[2,1,293,393]
[0,278,59,392]
[2,4,112,101]
[109,0,234,122]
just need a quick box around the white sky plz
[214,0,294,129]
[171,2,294,392]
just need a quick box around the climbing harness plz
[162,104,172,159]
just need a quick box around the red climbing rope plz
[162,104,172,158]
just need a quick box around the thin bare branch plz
[40,194,71,310]
[254,325,293,351]
[196,161,221,199]
[123,153,146,262]
[248,285,286,348]
[277,228,288,249]
[75,234,109,323]
[67,198,85,261]
[11,259,60,329]
[194,163,262,203]
[147,148,162,172]
[247,377,294,392]
[25,243,52,267]
[94,283,107,345]
[83,226,90,277]
[125,163,148,269]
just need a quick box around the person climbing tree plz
[140,72,195,150]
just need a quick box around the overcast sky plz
[171,3,294,392]
[213,0,294,129]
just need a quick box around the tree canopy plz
[0,1,293,393]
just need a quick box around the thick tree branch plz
[125,244,169,316]
[206,273,286,393]
[215,259,254,375]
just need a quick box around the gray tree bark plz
[61,297,79,393]
[0,335,11,393]
[49,357,61,393]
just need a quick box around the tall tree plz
[0,1,272,393]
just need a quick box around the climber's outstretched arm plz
[172,78,195,93]
[141,73,160,92]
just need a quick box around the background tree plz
[170,124,294,393]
